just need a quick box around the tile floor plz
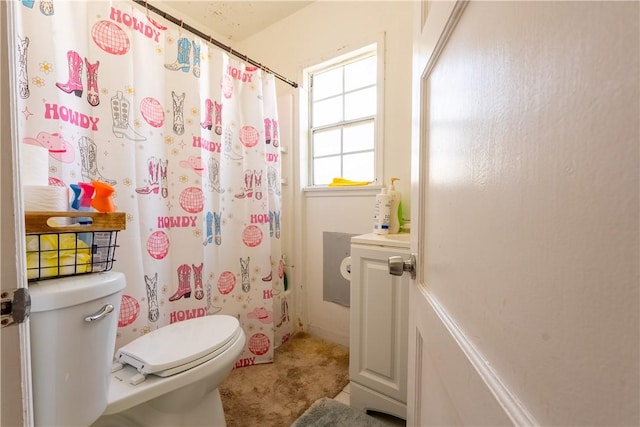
[334,383,406,426]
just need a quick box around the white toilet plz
[28,272,246,427]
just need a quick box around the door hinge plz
[1,288,31,328]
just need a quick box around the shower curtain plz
[11,0,291,365]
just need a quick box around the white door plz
[407,1,638,426]
[1,2,33,425]
[406,5,519,423]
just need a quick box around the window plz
[306,44,381,187]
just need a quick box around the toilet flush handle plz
[84,304,114,322]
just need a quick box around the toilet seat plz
[102,314,246,417]
[116,315,240,377]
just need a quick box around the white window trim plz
[299,32,386,194]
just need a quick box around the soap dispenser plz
[373,187,392,234]
[388,178,401,234]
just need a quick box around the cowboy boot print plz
[207,157,224,193]
[136,156,160,195]
[280,297,290,326]
[85,58,100,106]
[262,269,272,282]
[272,119,280,147]
[57,50,82,96]
[245,170,255,198]
[269,211,274,238]
[206,280,213,314]
[224,125,243,160]
[200,98,213,130]
[254,170,263,200]
[275,211,281,239]
[214,212,222,245]
[78,136,117,185]
[169,264,192,301]
[235,170,254,199]
[165,37,190,72]
[262,257,272,282]
[159,159,168,198]
[172,91,185,135]
[240,257,250,293]
[111,91,146,141]
[264,118,272,144]
[203,211,213,246]
[267,166,281,196]
[205,282,222,314]
[214,102,222,135]
[192,40,201,78]
[145,273,160,322]
[193,263,204,300]
[16,36,29,99]
[39,0,54,15]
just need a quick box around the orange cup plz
[90,180,116,213]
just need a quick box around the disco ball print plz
[248,332,270,356]
[147,230,169,260]
[242,225,263,248]
[217,271,236,295]
[119,294,140,327]
[239,125,259,148]
[179,187,204,214]
[140,97,165,128]
[91,20,130,55]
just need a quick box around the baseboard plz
[306,325,349,348]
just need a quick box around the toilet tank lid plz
[29,272,126,313]
[115,315,241,375]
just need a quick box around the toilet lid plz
[115,315,241,377]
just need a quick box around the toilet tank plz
[29,272,126,427]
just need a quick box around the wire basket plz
[25,211,126,281]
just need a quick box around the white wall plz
[236,1,414,345]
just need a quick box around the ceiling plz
[162,1,314,42]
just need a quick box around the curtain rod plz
[131,0,298,88]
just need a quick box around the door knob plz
[388,254,416,280]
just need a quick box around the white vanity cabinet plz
[349,233,409,420]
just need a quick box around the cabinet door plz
[349,243,409,404]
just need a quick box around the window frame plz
[301,36,385,191]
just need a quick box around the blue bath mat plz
[291,398,388,427]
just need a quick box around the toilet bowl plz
[94,315,245,427]
[29,272,246,427]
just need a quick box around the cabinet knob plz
[388,254,416,280]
